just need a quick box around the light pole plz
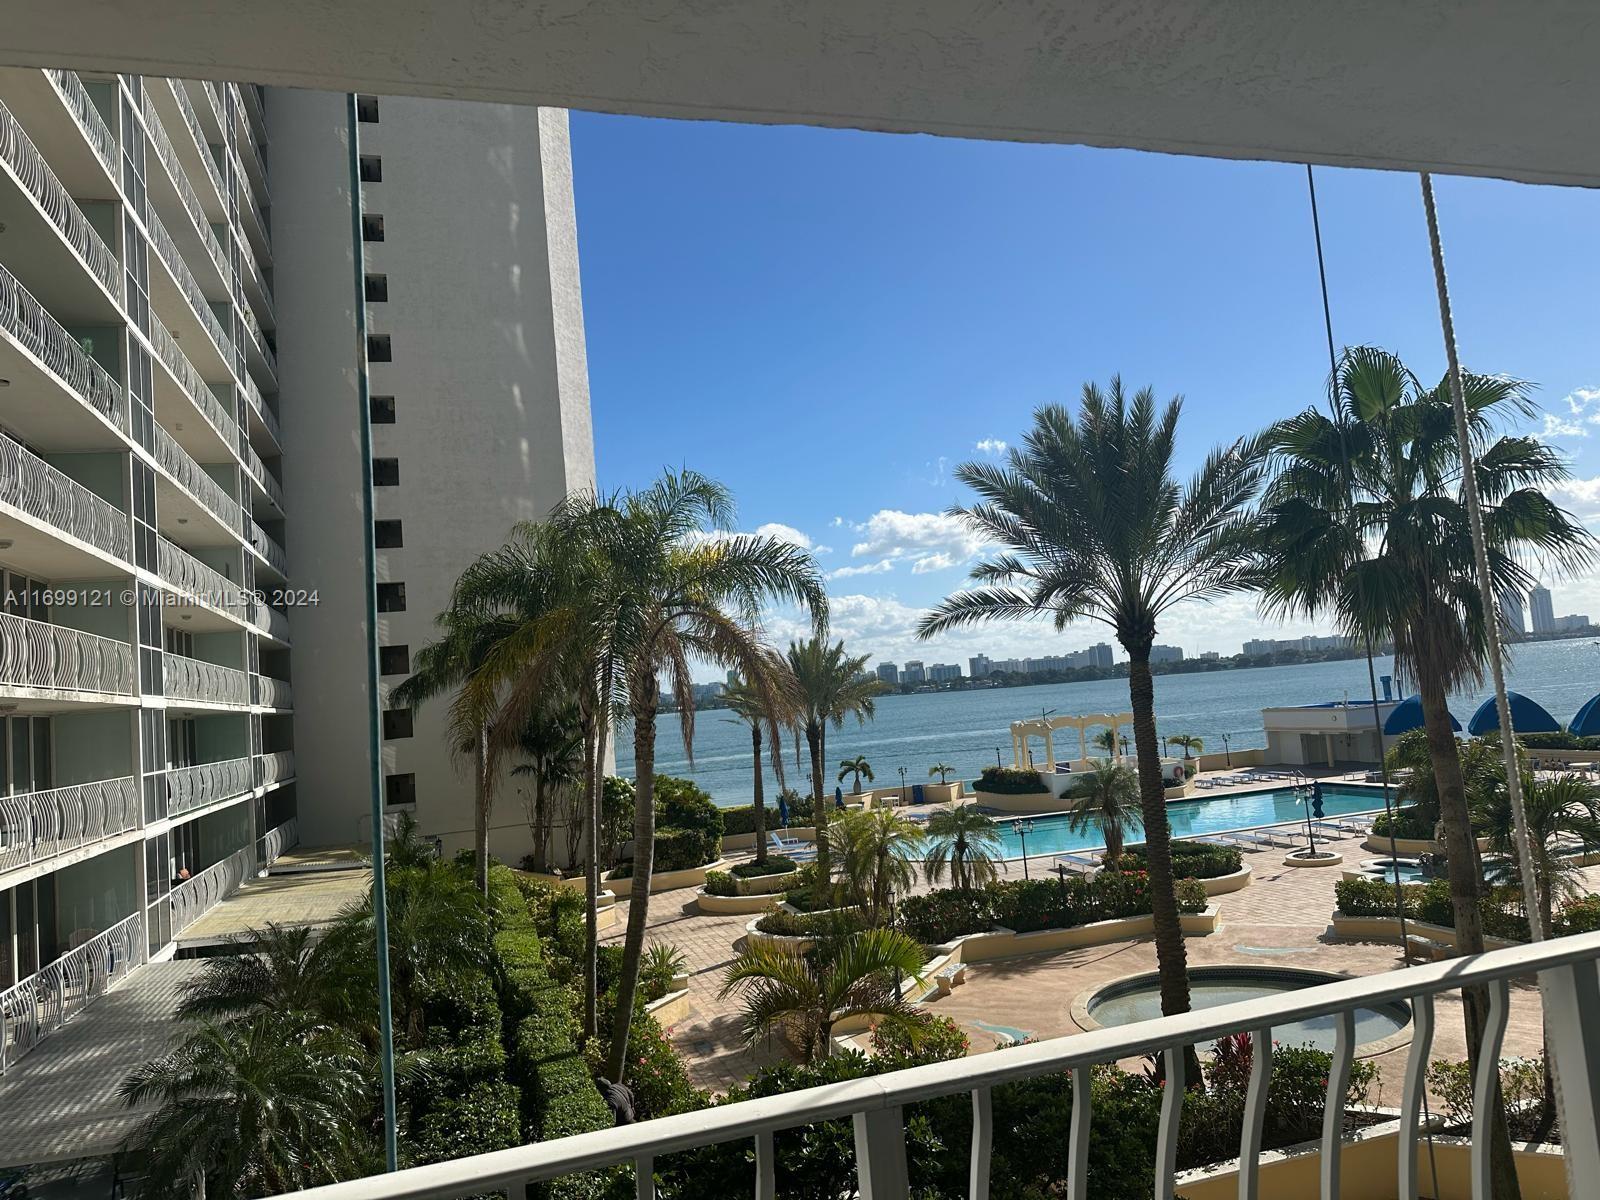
[898,766,908,806]
[1222,732,1232,767]
[1012,818,1035,879]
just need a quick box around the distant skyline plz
[569,113,1600,679]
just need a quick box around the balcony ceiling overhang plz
[3,1,1598,187]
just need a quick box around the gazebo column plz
[1043,729,1055,771]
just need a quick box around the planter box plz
[969,787,1058,814]
[606,858,727,897]
[644,988,691,1025]
[733,867,803,896]
[1283,850,1343,868]
[1362,833,1492,857]
[721,825,817,853]
[1199,864,1252,896]
[696,888,782,916]
[922,781,964,804]
[1330,913,1520,953]
[934,904,1221,965]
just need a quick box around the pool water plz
[1361,858,1426,884]
[1087,967,1410,1052]
[988,784,1384,858]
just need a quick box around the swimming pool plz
[986,784,1384,859]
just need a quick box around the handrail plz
[145,204,234,364]
[139,88,230,283]
[0,260,126,432]
[257,676,293,711]
[166,755,252,818]
[260,816,297,867]
[170,842,253,935]
[0,433,132,563]
[0,775,139,875]
[257,602,291,644]
[0,910,143,1073]
[157,535,248,623]
[149,313,237,446]
[242,373,283,446]
[164,78,225,203]
[0,99,122,303]
[279,929,1600,1200]
[0,610,136,697]
[43,69,118,181]
[241,437,285,510]
[154,423,242,533]
[247,515,289,576]
[163,653,248,706]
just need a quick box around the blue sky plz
[569,113,1600,678]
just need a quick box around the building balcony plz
[0,909,142,1074]
[0,775,140,879]
[256,674,292,711]
[162,653,248,707]
[255,601,290,646]
[233,94,269,204]
[0,434,132,570]
[0,610,136,701]
[258,749,294,788]
[0,260,127,445]
[144,204,235,380]
[147,312,239,459]
[0,97,122,322]
[153,422,243,547]
[150,77,225,221]
[246,515,288,579]
[29,68,118,188]
[138,88,230,295]
[166,755,252,819]
[237,233,276,329]
[240,438,284,514]
[237,164,272,265]
[238,298,277,387]
[240,373,282,453]
[156,534,249,627]
[238,82,268,150]
[169,842,253,937]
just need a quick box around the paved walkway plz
[176,867,371,946]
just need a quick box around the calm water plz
[617,640,1600,806]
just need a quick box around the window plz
[385,772,415,806]
[374,519,403,548]
[370,395,396,424]
[356,95,379,123]
[372,457,399,486]
[364,273,388,302]
[366,334,391,362]
[376,582,406,612]
[378,644,410,675]
[382,709,413,740]
[358,154,383,183]
[361,214,385,242]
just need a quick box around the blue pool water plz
[988,784,1384,858]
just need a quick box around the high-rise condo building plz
[1529,585,1556,635]
[875,662,899,685]
[1498,589,1526,637]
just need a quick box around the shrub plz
[1334,876,1421,918]
[655,827,719,872]
[976,766,1048,795]
[896,873,1205,944]
[1515,731,1600,751]
[1335,876,1533,942]
[1558,894,1600,934]
[641,943,687,1003]
[1428,1055,1548,1141]
[721,794,814,836]
[1121,840,1242,879]
[702,869,736,896]
[655,775,725,840]
[898,888,992,944]
[868,1013,970,1068]
[1370,808,1435,840]
[409,1079,521,1166]
[755,908,868,938]
[732,854,797,878]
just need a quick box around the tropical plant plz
[928,762,955,785]
[1254,346,1597,1194]
[919,378,1267,1037]
[1478,773,1600,940]
[1090,728,1118,757]
[641,942,689,1002]
[175,922,352,1027]
[827,808,927,925]
[1169,733,1203,760]
[1066,760,1142,866]
[723,664,799,864]
[120,1013,371,1198]
[923,803,1002,890]
[837,754,875,793]
[719,928,928,1062]
[788,638,884,884]
[510,699,586,874]
[381,810,437,871]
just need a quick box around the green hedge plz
[1369,808,1435,840]
[655,776,725,839]
[1517,731,1600,751]
[733,854,797,878]
[1333,876,1600,942]
[897,873,1208,944]
[755,908,868,938]
[409,1079,521,1166]
[721,794,815,836]
[1119,840,1243,879]
[976,766,1049,795]
[703,869,737,897]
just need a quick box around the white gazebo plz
[1009,711,1135,772]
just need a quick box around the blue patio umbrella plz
[1572,693,1600,737]
[1466,691,1561,737]
[835,785,846,810]
[776,794,789,827]
[1382,694,1460,736]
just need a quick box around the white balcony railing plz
[257,675,292,710]
[0,434,132,563]
[0,775,139,875]
[241,438,285,510]
[259,750,295,787]
[257,602,290,644]
[156,535,248,624]
[139,88,230,283]
[247,516,288,576]
[43,69,118,181]
[0,260,126,433]
[165,78,225,203]
[170,843,252,935]
[259,816,297,867]
[149,314,238,447]
[146,204,234,363]
[280,932,1600,1200]
[0,98,122,303]
[242,373,283,447]
[166,755,252,818]
[0,611,135,698]
[0,910,142,1073]
[163,653,248,707]
[154,423,242,534]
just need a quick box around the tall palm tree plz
[923,803,1002,890]
[589,471,827,1082]
[928,762,956,785]
[1477,773,1600,941]
[919,379,1266,1035]
[1090,728,1117,758]
[720,928,928,1063]
[828,808,926,925]
[1254,347,1596,1193]
[1066,760,1141,867]
[722,660,799,866]
[787,638,884,884]
[837,754,875,793]
[510,699,585,874]
[1168,733,1203,760]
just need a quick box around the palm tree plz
[1477,773,1600,941]
[837,754,875,793]
[1066,760,1141,866]
[928,762,955,786]
[787,638,884,884]
[120,1013,370,1198]
[1090,728,1117,758]
[1254,347,1596,1193]
[923,803,1002,890]
[720,928,928,1063]
[919,379,1266,1035]
[723,662,799,866]
[176,923,351,1027]
[828,808,926,925]
[1169,733,1203,760]
[510,700,585,874]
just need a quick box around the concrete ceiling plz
[4,1,1598,187]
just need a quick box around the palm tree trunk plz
[583,654,611,1042]
[1416,663,1522,1199]
[808,721,829,882]
[474,730,490,896]
[751,724,767,866]
[607,678,657,1083]
[532,778,548,874]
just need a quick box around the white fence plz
[0,433,133,565]
[259,750,295,788]
[0,259,125,432]
[0,775,139,874]
[0,610,136,697]
[158,534,250,624]
[259,816,298,867]
[170,843,254,935]
[0,910,143,1073]
[164,653,249,706]
[166,756,253,819]
[257,674,293,710]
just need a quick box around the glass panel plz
[32,719,51,792]
[11,717,31,795]
[0,889,13,988]
[16,879,36,976]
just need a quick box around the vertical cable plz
[347,91,398,1171]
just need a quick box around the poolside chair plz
[1054,853,1098,875]
[768,831,816,861]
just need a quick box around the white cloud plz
[1534,413,1588,442]
[975,438,1007,455]
[1550,476,1600,508]
[751,522,816,550]
[1564,387,1600,419]
[829,559,895,580]
[830,516,844,527]
[911,552,956,574]
[849,509,988,564]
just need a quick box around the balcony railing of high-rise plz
[258,750,295,788]
[139,88,230,284]
[0,260,127,434]
[0,98,122,304]
[256,674,292,710]
[281,931,1600,1200]
[247,514,288,577]
[162,653,248,707]
[144,204,235,368]
[42,69,118,182]
[0,610,135,698]
[149,312,239,448]
[238,297,278,382]
[258,815,297,869]
[153,422,243,535]
[0,775,140,875]
[256,601,290,644]
[241,373,283,448]
[161,78,225,208]
[241,438,284,511]
[170,842,253,936]
[0,909,142,1074]
[156,535,248,625]
[166,755,252,818]
[0,434,132,564]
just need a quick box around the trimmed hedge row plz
[1119,840,1243,880]
[1334,877,1600,942]
[976,766,1049,795]
[705,855,800,897]
[754,908,868,938]
[720,793,816,836]
[897,873,1209,944]
[1517,731,1600,751]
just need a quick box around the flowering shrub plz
[869,1013,970,1068]
[895,873,1207,944]
[976,765,1049,794]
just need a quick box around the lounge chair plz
[1054,853,1099,875]
[768,831,817,861]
